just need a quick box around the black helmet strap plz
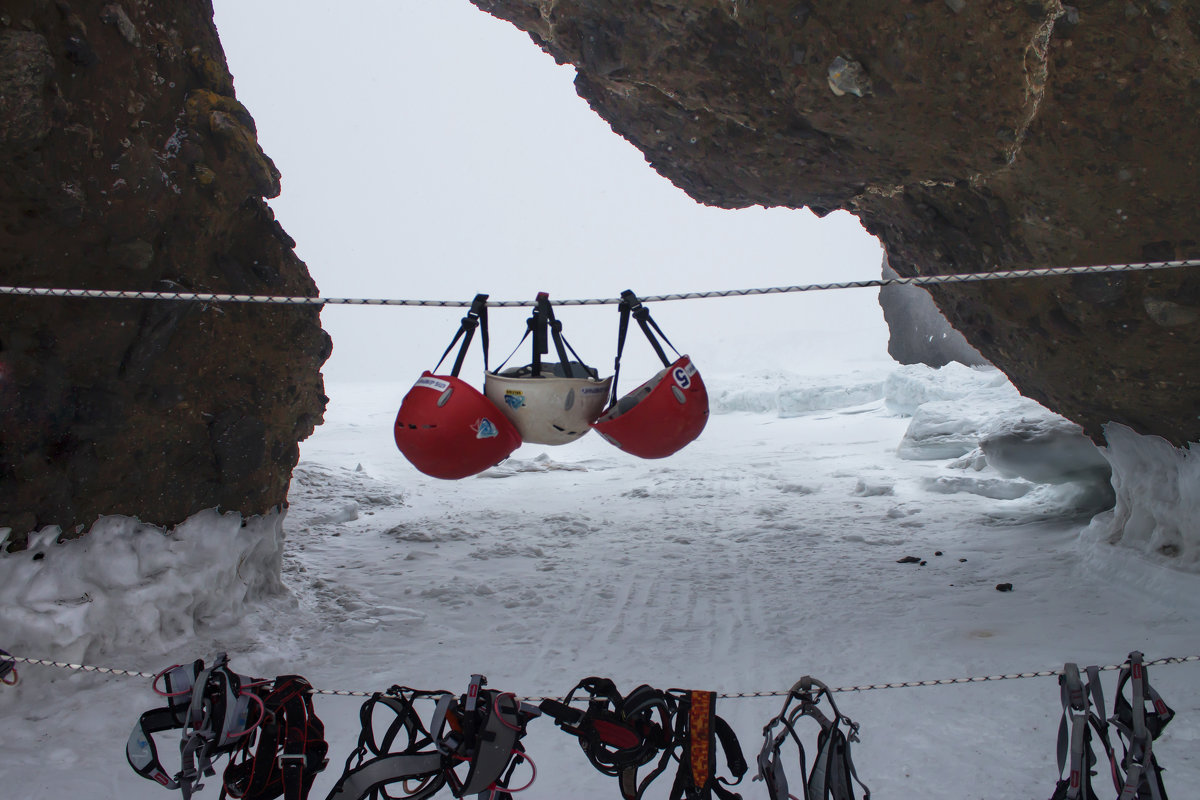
[610,290,682,406]
[433,293,490,378]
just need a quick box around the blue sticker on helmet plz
[474,418,499,439]
[504,394,525,410]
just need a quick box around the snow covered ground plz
[2,364,1199,799]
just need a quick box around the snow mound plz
[1083,423,1200,569]
[478,453,589,477]
[981,418,1111,486]
[884,362,1010,417]
[708,371,886,416]
[894,365,1113,518]
[0,509,285,662]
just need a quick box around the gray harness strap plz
[1054,664,1092,800]
[324,753,445,800]
[754,677,870,800]
[458,694,522,795]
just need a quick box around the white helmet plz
[485,293,612,445]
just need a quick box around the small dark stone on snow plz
[996,583,1014,592]
[920,560,927,566]
[959,558,968,562]
[935,551,943,556]
[897,555,922,564]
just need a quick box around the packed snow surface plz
[2,365,1198,799]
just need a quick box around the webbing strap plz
[689,691,715,791]
[433,293,490,377]
[609,290,682,406]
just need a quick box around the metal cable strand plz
[1,259,1197,308]
[4,653,1198,700]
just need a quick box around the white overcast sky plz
[210,0,890,384]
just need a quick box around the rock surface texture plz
[0,1,330,549]
[471,0,1200,446]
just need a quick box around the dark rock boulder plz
[470,0,1200,446]
[0,1,329,549]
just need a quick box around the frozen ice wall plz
[1084,423,1200,569]
[0,510,286,662]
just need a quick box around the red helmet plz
[394,371,521,479]
[592,355,708,459]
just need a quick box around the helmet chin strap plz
[433,293,490,377]
[610,290,682,406]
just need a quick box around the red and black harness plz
[539,678,746,800]
[126,654,328,800]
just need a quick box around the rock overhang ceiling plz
[469,0,1200,445]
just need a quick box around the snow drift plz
[0,509,285,663]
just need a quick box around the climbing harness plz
[755,677,870,800]
[538,678,676,800]
[0,648,17,686]
[393,294,522,479]
[221,675,330,800]
[665,689,748,800]
[128,654,284,799]
[592,290,709,459]
[485,293,612,445]
[1110,652,1174,800]
[324,674,540,800]
[1050,664,1120,800]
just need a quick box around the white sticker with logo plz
[672,361,696,389]
[415,376,451,392]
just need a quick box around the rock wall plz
[0,1,330,549]
[470,0,1200,446]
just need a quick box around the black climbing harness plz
[324,674,540,800]
[539,678,676,800]
[755,677,870,800]
[0,648,17,686]
[221,675,330,800]
[542,679,745,800]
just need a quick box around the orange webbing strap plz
[670,690,747,800]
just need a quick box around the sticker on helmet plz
[503,391,525,409]
[581,386,608,395]
[672,366,692,389]
[473,418,499,439]
[415,376,451,392]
